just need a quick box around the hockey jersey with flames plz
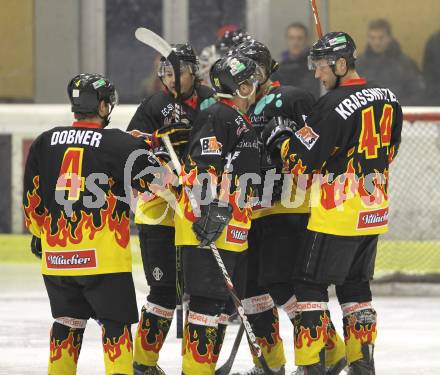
[23,121,153,275]
[174,99,260,252]
[248,81,315,218]
[127,85,216,226]
[279,79,403,235]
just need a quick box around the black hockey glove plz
[151,122,192,148]
[192,199,233,247]
[261,116,297,157]
[31,235,42,259]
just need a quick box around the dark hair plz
[368,19,392,35]
[286,22,308,37]
[74,112,96,120]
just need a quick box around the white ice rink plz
[1,264,440,374]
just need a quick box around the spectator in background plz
[357,19,425,105]
[422,30,440,105]
[272,22,320,99]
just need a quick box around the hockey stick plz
[310,0,323,38]
[135,27,185,339]
[215,324,245,375]
[135,27,273,374]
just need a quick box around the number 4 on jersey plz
[56,147,85,200]
[358,104,394,159]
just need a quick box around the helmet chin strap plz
[331,60,349,88]
[99,104,114,128]
[236,81,257,100]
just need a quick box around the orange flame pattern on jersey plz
[24,175,47,230]
[290,158,307,175]
[294,312,330,350]
[43,190,130,248]
[358,169,388,206]
[102,326,133,362]
[319,159,388,210]
[50,331,81,364]
[181,164,253,224]
[183,325,219,365]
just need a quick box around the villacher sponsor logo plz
[45,249,97,269]
[357,208,388,229]
[226,225,248,244]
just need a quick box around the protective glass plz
[239,74,258,88]
[307,55,336,71]
[158,60,193,78]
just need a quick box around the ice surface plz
[1,264,439,374]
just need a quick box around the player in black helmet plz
[127,43,217,375]
[23,73,158,375]
[173,54,260,374]
[262,31,403,375]
[231,39,346,375]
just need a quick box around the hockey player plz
[174,54,260,375]
[232,40,346,375]
[262,32,403,374]
[126,43,216,375]
[22,73,165,375]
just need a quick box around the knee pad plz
[242,293,274,315]
[147,285,176,309]
[54,316,87,329]
[294,281,329,302]
[336,281,372,304]
[267,282,295,306]
[189,295,225,317]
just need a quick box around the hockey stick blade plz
[134,27,181,97]
[135,27,172,57]
[215,324,245,375]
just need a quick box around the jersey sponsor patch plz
[295,125,319,150]
[357,208,388,229]
[45,249,97,269]
[225,225,248,244]
[200,136,222,155]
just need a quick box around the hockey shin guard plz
[48,318,86,375]
[134,302,174,366]
[325,318,346,368]
[282,295,346,369]
[243,294,286,369]
[341,302,377,366]
[213,313,228,357]
[182,310,221,375]
[293,302,330,366]
[101,320,133,375]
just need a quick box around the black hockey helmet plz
[234,40,279,77]
[171,43,198,65]
[217,28,252,55]
[209,54,256,97]
[67,73,118,114]
[308,31,357,70]
[159,43,199,76]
